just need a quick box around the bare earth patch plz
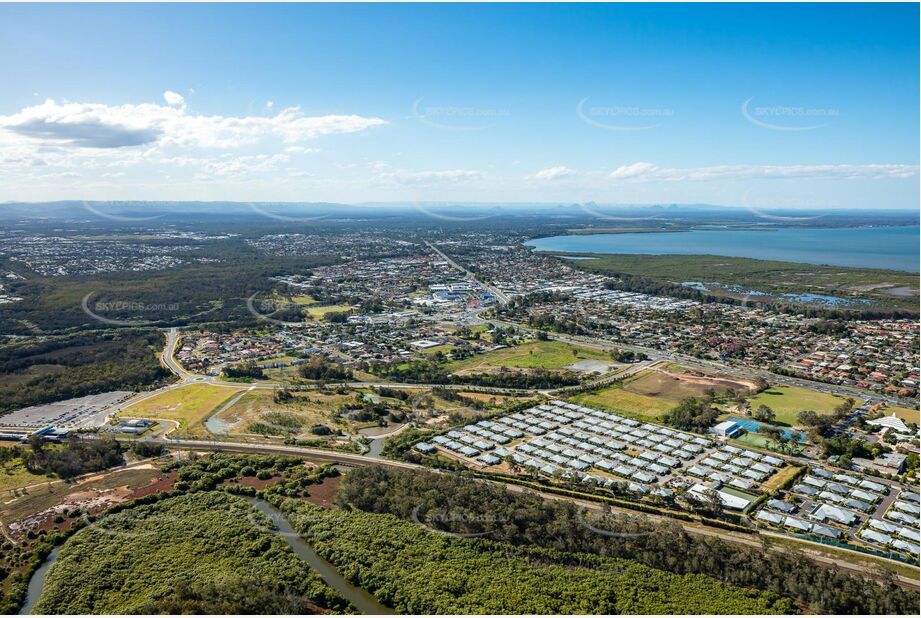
[624,368,756,400]
[305,475,341,508]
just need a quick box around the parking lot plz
[0,391,133,429]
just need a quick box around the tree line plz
[0,330,172,414]
[336,465,918,615]
[373,359,580,389]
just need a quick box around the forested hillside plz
[0,247,340,334]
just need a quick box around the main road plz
[425,240,510,304]
[486,317,902,407]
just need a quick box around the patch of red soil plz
[35,515,78,535]
[127,471,179,499]
[305,475,341,508]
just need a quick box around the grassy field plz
[290,294,318,305]
[447,340,611,373]
[0,457,50,492]
[560,252,919,311]
[569,385,676,419]
[746,386,863,426]
[306,304,354,319]
[119,384,245,435]
[731,432,805,455]
[419,344,456,356]
[881,405,920,425]
[212,388,404,438]
[569,366,754,420]
[762,465,805,493]
[213,390,342,436]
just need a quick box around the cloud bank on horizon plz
[0,3,917,208]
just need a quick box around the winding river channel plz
[19,499,391,615]
[17,547,58,615]
[245,498,393,614]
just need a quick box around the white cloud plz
[609,161,659,180]
[391,169,481,184]
[163,90,185,107]
[284,145,318,154]
[371,162,482,186]
[0,97,387,150]
[157,153,291,177]
[608,162,919,182]
[529,165,578,180]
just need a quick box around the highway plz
[99,321,920,589]
[151,436,420,469]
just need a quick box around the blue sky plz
[0,2,917,208]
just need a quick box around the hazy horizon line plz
[1,199,918,213]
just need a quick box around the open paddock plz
[623,368,757,401]
[746,386,864,427]
[448,340,613,373]
[118,384,245,436]
[569,386,675,419]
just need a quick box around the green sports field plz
[745,386,863,426]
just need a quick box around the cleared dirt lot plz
[1,465,166,535]
[623,368,757,400]
[572,366,758,420]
